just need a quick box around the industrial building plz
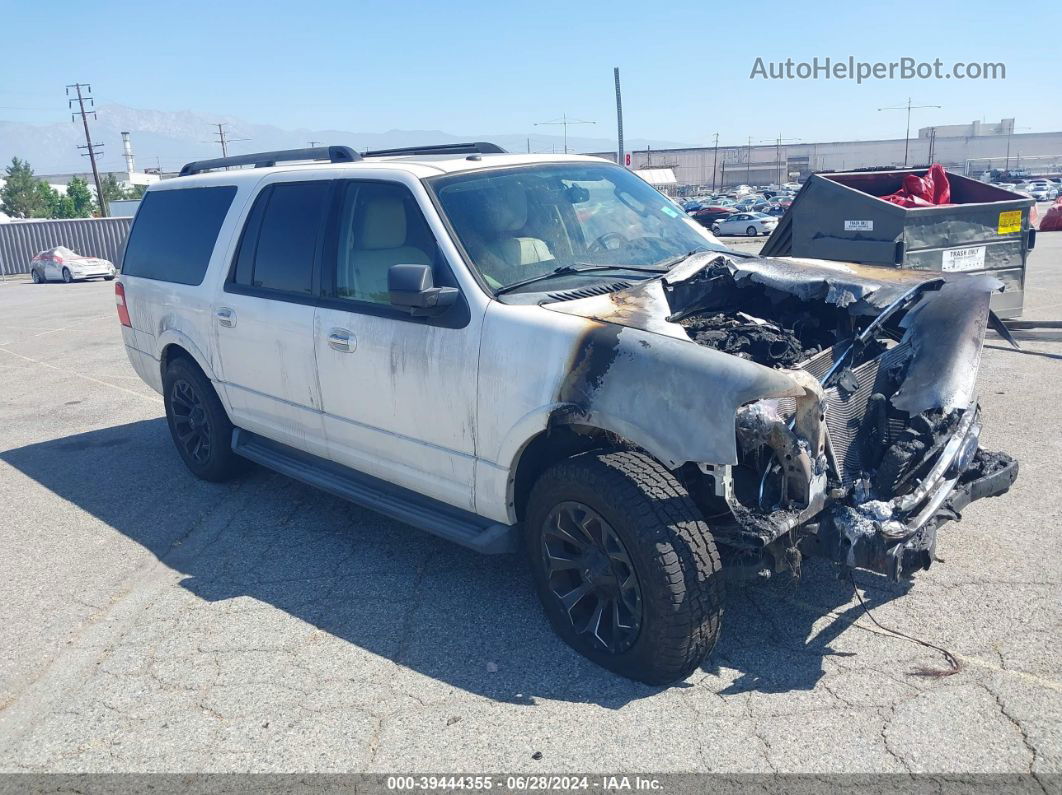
[590,119,1062,189]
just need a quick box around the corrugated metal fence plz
[0,217,132,277]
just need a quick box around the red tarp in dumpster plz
[1040,198,1062,232]
[881,163,952,207]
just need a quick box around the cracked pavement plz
[0,235,1060,774]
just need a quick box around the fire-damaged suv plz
[116,144,1017,684]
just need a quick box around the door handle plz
[215,307,236,328]
[327,328,356,352]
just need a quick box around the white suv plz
[117,144,1016,683]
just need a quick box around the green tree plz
[65,176,94,217]
[35,181,70,218]
[100,173,132,201]
[1,157,51,218]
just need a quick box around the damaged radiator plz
[779,342,912,485]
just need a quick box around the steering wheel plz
[588,231,627,253]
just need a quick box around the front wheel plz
[525,450,723,684]
[62,268,73,283]
[746,226,758,237]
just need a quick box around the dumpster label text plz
[998,210,1022,235]
[844,220,874,231]
[942,245,986,272]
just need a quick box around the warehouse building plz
[590,120,1062,189]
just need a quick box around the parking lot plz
[0,237,1060,775]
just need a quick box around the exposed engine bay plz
[672,256,1017,580]
[544,252,1019,582]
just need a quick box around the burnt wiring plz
[848,572,961,677]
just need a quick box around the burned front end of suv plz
[546,252,1018,582]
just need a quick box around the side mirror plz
[388,264,458,317]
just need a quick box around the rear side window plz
[231,181,331,295]
[122,186,236,284]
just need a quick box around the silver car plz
[712,211,778,237]
[29,246,116,283]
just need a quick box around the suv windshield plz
[429,162,724,294]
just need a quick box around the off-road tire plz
[62,268,73,283]
[163,357,247,482]
[525,450,723,684]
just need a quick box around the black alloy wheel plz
[540,501,643,654]
[169,378,213,465]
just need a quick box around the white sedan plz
[29,246,116,283]
[711,212,778,237]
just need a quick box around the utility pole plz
[66,83,107,217]
[614,67,625,168]
[745,136,753,184]
[213,123,249,160]
[711,132,719,192]
[307,140,322,148]
[878,98,941,168]
[208,123,250,169]
[758,134,800,185]
[533,113,596,154]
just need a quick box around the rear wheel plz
[30,269,42,284]
[163,357,247,482]
[525,450,723,684]
[746,226,758,237]
[62,268,73,283]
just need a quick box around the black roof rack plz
[179,145,360,176]
[361,142,507,158]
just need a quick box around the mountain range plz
[0,104,694,176]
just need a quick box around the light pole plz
[710,132,719,192]
[878,98,941,168]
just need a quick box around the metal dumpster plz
[760,168,1036,317]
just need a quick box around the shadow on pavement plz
[2,419,906,707]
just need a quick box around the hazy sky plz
[2,0,1057,147]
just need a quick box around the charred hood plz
[544,252,1006,415]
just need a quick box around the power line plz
[66,83,107,217]
[533,113,596,154]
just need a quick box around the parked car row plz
[992,178,1061,201]
[682,184,799,235]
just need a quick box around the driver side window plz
[333,181,438,305]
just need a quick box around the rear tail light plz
[115,282,131,328]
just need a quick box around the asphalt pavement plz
[0,236,1059,774]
